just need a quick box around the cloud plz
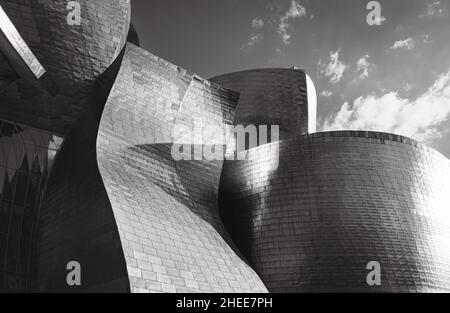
[420,1,445,18]
[241,34,263,50]
[390,37,415,50]
[403,83,413,93]
[247,34,263,46]
[323,69,450,142]
[321,90,333,97]
[319,48,349,84]
[251,18,264,30]
[356,54,373,80]
[242,18,265,50]
[277,0,306,45]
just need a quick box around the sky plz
[132,0,450,158]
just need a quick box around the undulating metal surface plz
[0,0,132,292]
[1,0,449,294]
[210,68,316,140]
[96,43,268,293]
[33,50,130,292]
[219,131,450,292]
[0,0,131,135]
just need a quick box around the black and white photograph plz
[0,0,450,305]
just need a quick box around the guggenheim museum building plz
[0,0,449,293]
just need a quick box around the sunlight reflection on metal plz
[0,5,45,80]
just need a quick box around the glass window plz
[0,121,64,292]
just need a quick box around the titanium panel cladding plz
[211,68,316,139]
[220,131,450,292]
[97,44,267,293]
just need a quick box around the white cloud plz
[420,1,444,18]
[242,18,265,50]
[390,37,415,50]
[241,34,263,50]
[319,48,349,84]
[247,34,263,46]
[278,0,306,45]
[403,83,413,93]
[324,69,450,142]
[321,90,333,97]
[251,18,265,30]
[356,54,373,80]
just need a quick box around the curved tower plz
[210,68,317,139]
[219,131,450,292]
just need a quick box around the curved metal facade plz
[1,0,450,294]
[219,131,450,292]
[210,68,317,139]
[97,44,267,293]
[34,53,130,292]
[0,0,132,292]
[0,0,131,134]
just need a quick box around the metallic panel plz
[0,0,131,135]
[210,68,315,139]
[2,0,448,294]
[97,44,267,293]
[220,131,450,292]
[33,51,129,292]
